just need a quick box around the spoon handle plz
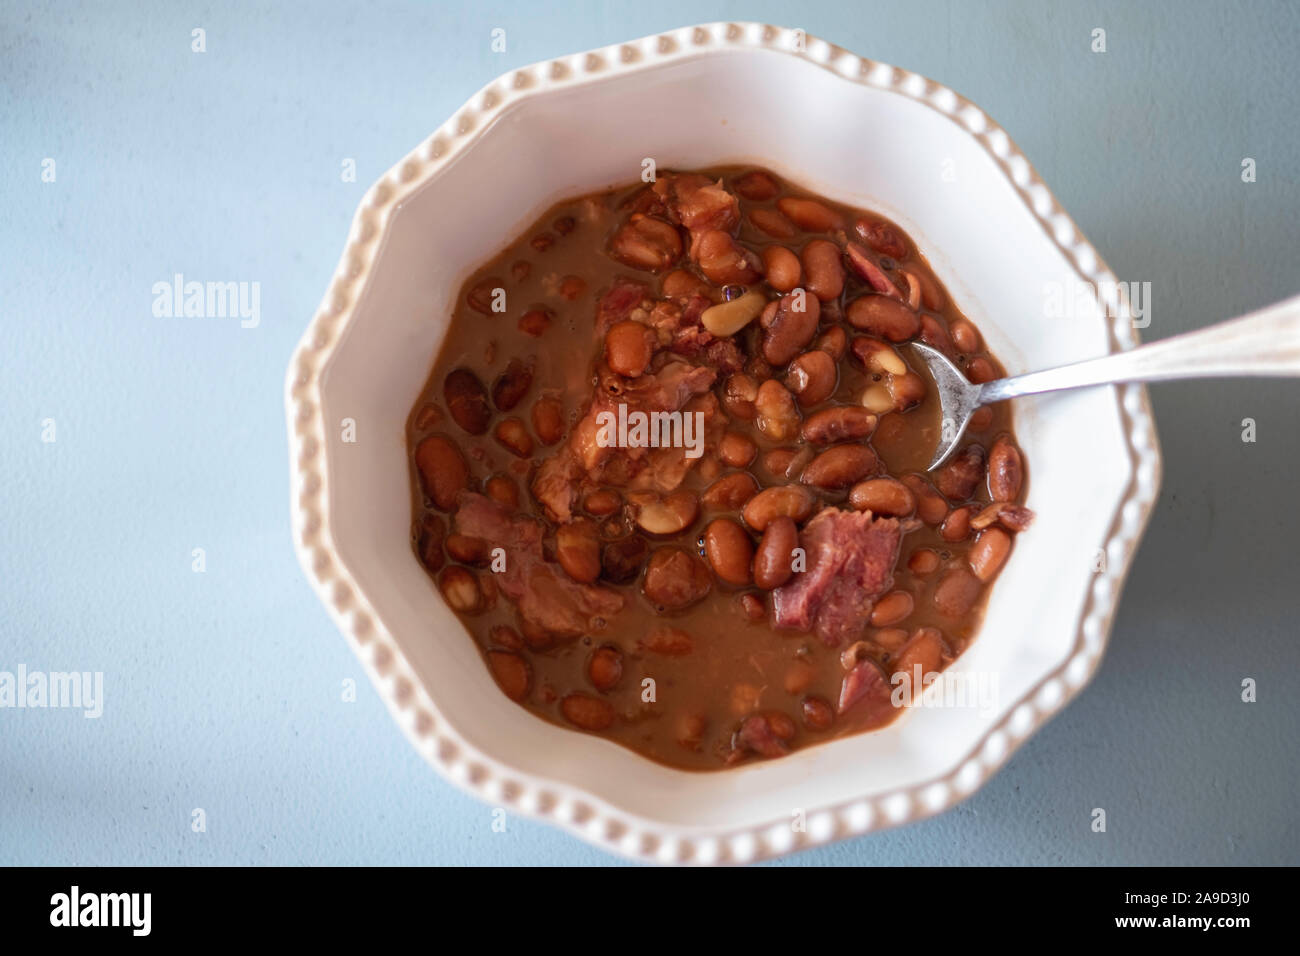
[978,293,1300,404]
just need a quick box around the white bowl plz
[285,22,1162,864]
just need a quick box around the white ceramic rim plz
[284,21,1163,865]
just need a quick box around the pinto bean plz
[970,502,1035,533]
[662,268,714,300]
[777,197,842,232]
[491,358,533,411]
[801,695,835,730]
[987,434,1024,501]
[846,295,920,341]
[933,566,982,617]
[753,516,798,589]
[749,207,799,239]
[702,471,760,510]
[704,518,754,586]
[601,535,648,585]
[969,527,1012,581]
[445,533,490,566]
[414,434,469,511]
[848,477,915,516]
[486,650,531,701]
[755,379,801,440]
[737,592,766,622]
[583,488,621,517]
[888,371,926,411]
[934,444,986,501]
[485,473,519,509]
[643,547,712,609]
[555,519,602,583]
[801,239,845,301]
[870,590,914,627]
[518,306,552,337]
[719,431,757,468]
[695,229,763,285]
[814,325,848,361]
[919,313,957,358]
[941,506,972,542]
[854,218,907,259]
[892,627,946,681]
[721,372,759,420]
[467,276,505,314]
[488,623,524,651]
[531,396,565,445]
[605,319,654,377]
[629,490,699,535]
[762,246,802,292]
[950,318,980,353]
[968,407,995,432]
[733,169,780,200]
[801,444,877,490]
[560,693,616,731]
[742,485,816,532]
[609,214,682,272]
[786,349,837,407]
[700,289,766,337]
[588,646,624,691]
[801,405,878,444]
[415,513,446,572]
[908,548,940,576]
[443,368,491,434]
[966,356,997,384]
[851,336,908,376]
[493,417,533,458]
[902,474,949,525]
[760,290,821,366]
[439,566,483,613]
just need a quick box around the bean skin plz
[969,527,1012,581]
[762,246,802,292]
[753,516,798,589]
[444,368,491,434]
[414,434,469,511]
[486,650,531,701]
[801,444,877,490]
[561,693,616,731]
[801,238,845,301]
[987,434,1024,501]
[933,567,982,617]
[742,485,816,532]
[704,518,755,586]
[605,320,653,377]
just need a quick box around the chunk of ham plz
[453,493,623,637]
[772,508,903,646]
[653,173,740,236]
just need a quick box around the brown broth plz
[405,166,1028,770]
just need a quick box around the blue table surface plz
[2,0,1297,865]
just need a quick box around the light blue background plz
[2,1,1297,866]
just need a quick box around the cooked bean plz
[888,371,926,411]
[919,313,957,358]
[641,625,694,656]
[753,516,798,589]
[902,474,949,525]
[784,660,815,694]
[738,592,766,622]
[762,447,798,478]
[934,443,986,501]
[610,214,682,272]
[493,417,534,458]
[907,548,940,576]
[605,319,653,377]
[485,473,519,509]
[588,646,624,691]
[733,169,780,200]
[415,514,446,572]
[854,218,907,259]
[491,358,534,411]
[968,407,995,432]
[755,379,801,440]
[970,502,1035,533]
[488,624,524,651]
[721,372,759,420]
[969,527,1012,582]
[583,488,622,517]
[486,650,531,701]
[676,711,707,750]
[762,246,802,292]
[892,627,945,681]
[872,627,910,651]
[560,693,616,731]
[940,505,972,542]
[695,229,763,285]
[414,434,469,511]
[700,289,767,337]
[662,268,714,300]
[801,695,835,730]
[719,431,757,467]
[851,336,909,376]
[443,368,491,434]
[966,356,996,384]
[629,489,699,535]
[801,239,845,301]
[704,518,754,586]
[702,471,760,510]
[556,519,602,583]
[870,590,914,627]
[846,295,920,341]
[859,383,895,414]
[531,396,565,445]
[760,290,821,366]
[987,434,1024,501]
[518,306,552,337]
[742,485,816,532]
[601,535,648,585]
[777,197,841,232]
[439,566,483,613]
[643,547,712,609]
[950,318,980,353]
[814,325,848,361]
[844,242,902,299]
[801,444,877,490]
[445,533,490,566]
[802,405,878,444]
[786,349,838,406]
[848,477,915,516]
[749,207,799,239]
[467,276,505,314]
[933,566,982,617]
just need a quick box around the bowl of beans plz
[286,23,1161,863]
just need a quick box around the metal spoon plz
[914,293,1300,470]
